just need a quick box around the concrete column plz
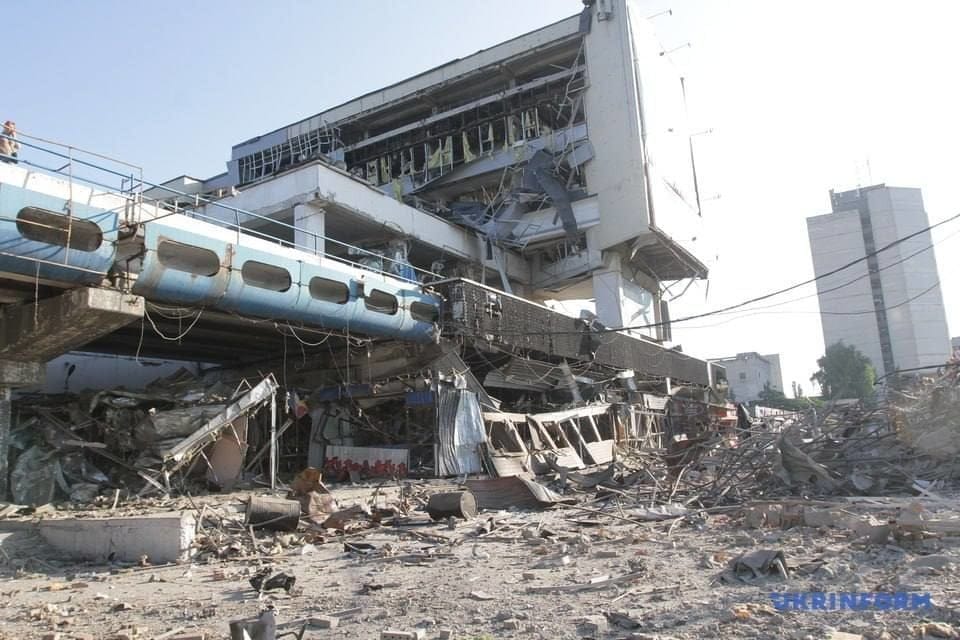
[294,203,325,255]
[593,269,625,327]
[591,254,660,340]
[0,360,45,500]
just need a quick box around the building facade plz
[147,0,707,343]
[713,352,783,402]
[806,185,951,377]
[0,1,726,496]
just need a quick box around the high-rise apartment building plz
[806,185,951,378]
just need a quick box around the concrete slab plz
[38,511,195,564]
[0,287,144,362]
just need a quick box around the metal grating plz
[439,279,710,386]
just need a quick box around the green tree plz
[757,383,809,411]
[758,383,787,405]
[811,342,876,399]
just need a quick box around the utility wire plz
[473,210,960,336]
[613,211,960,331]
[677,223,960,323]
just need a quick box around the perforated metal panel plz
[438,279,709,385]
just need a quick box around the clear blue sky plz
[5,0,583,179]
[8,0,960,392]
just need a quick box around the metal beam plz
[343,66,585,154]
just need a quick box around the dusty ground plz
[1,486,959,640]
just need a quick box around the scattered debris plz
[229,607,280,640]
[721,549,789,583]
[731,603,779,621]
[249,570,296,594]
[381,630,426,640]
[465,476,575,510]
[914,623,959,639]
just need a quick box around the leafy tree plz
[810,342,876,399]
[758,383,787,405]
[757,383,809,411]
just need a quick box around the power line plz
[676,224,960,325]
[609,210,960,332]
[452,278,945,342]
[821,279,941,315]
[469,210,960,336]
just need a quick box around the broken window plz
[241,261,292,292]
[157,240,220,276]
[410,301,439,323]
[309,277,349,304]
[16,207,103,252]
[365,289,398,315]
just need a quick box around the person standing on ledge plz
[0,121,19,163]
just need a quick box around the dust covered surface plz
[1,485,959,640]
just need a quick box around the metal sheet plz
[429,347,497,410]
[134,216,439,342]
[464,476,574,510]
[438,278,711,385]
[584,440,614,465]
[161,374,279,470]
[483,446,533,479]
[436,388,486,476]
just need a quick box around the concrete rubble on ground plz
[1,366,960,639]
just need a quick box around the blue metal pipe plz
[0,146,442,344]
[0,184,117,282]
[132,216,439,342]
[12,135,440,284]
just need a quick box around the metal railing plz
[0,132,443,285]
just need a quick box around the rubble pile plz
[691,377,960,505]
[7,369,276,507]
[890,360,960,460]
[3,361,960,638]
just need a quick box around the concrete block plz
[744,504,783,528]
[0,288,144,362]
[309,615,339,629]
[578,615,607,637]
[39,511,195,563]
[381,630,425,640]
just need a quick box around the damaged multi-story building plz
[0,0,724,499]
